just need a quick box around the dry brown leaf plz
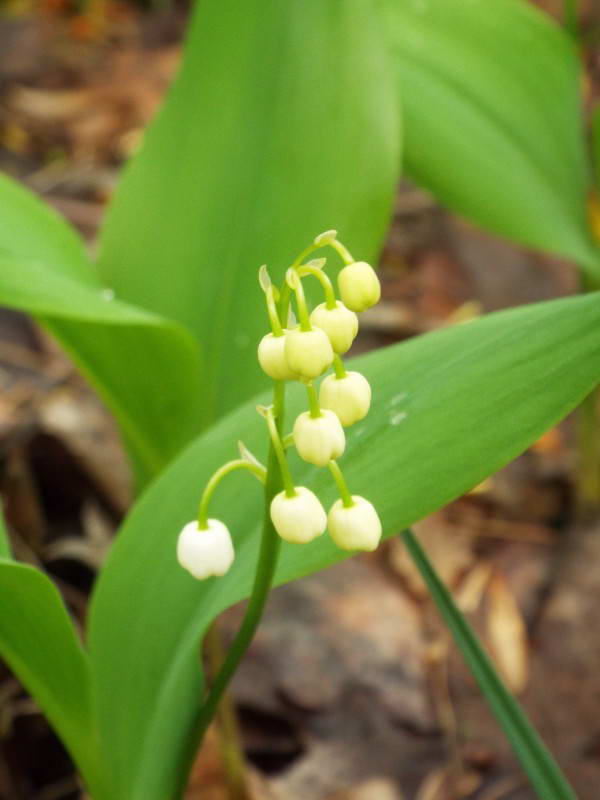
[485,573,529,694]
[415,766,482,800]
[443,300,483,326]
[389,514,475,599]
[455,562,492,614]
[327,778,405,800]
[6,45,180,162]
[466,477,492,495]
[414,767,446,800]
[37,384,131,511]
[530,426,562,455]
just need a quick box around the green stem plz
[328,460,354,508]
[277,281,293,329]
[402,529,576,800]
[198,460,266,528]
[305,381,322,419]
[298,264,337,309]
[203,623,250,800]
[291,242,322,269]
[329,238,354,265]
[333,354,347,379]
[291,274,312,331]
[265,396,296,498]
[281,240,333,320]
[187,383,286,775]
[264,286,284,337]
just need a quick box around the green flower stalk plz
[175,229,383,766]
[177,228,383,580]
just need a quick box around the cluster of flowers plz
[177,230,383,580]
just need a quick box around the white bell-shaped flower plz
[258,332,297,380]
[284,327,333,380]
[319,371,371,427]
[309,301,358,354]
[327,496,382,551]
[177,519,235,580]
[270,487,327,543]
[293,409,345,466]
[337,261,381,312]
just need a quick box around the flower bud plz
[309,301,358,354]
[293,409,345,466]
[177,519,235,580]
[337,261,381,312]
[327,497,382,551]
[319,371,371,426]
[258,332,297,381]
[284,327,333,379]
[270,487,327,543]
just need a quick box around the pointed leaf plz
[0,251,202,486]
[0,560,103,795]
[97,0,401,421]
[0,174,202,484]
[402,529,575,799]
[0,172,93,282]
[89,293,600,799]
[383,0,599,275]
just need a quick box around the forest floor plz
[1,3,600,799]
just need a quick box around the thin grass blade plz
[402,528,576,800]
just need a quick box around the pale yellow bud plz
[284,327,333,379]
[258,332,297,380]
[327,497,382,551]
[319,371,371,426]
[270,487,327,543]
[337,261,381,312]
[309,301,358,354]
[293,409,345,466]
[177,519,235,579]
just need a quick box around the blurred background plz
[1,1,600,798]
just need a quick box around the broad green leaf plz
[0,172,94,282]
[89,293,600,800]
[0,251,202,486]
[98,0,401,422]
[0,560,104,795]
[0,503,10,559]
[382,0,600,276]
[402,529,576,799]
[1,442,99,789]
[0,173,203,484]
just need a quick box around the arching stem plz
[197,460,266,529]
[328,460,354,508]
[181,383,286,793]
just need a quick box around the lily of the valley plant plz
[1,2,600,799]
[178,230,381,581]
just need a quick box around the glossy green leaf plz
[0,172,94,282]
[0,181,203,485]
[97,0,400,422]
[89,293,600,800]
[402,528,576,799]
[0,559,103,795]
[383,0,600,275]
